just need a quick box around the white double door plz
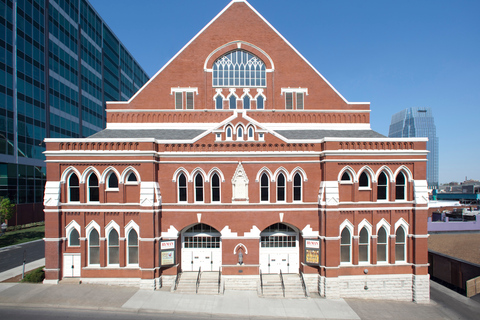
[63,253,81,278]
[260,250,299,274]
[182,249,221,272]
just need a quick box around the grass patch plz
[0,225,45,248]
[20,266,45,283]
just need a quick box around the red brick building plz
[43,0,430,302]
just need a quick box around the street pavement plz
[0,239,44,273]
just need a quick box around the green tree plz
[0,197,15,223]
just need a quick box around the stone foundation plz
[413,274,430,303]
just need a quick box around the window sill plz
[358,187,371,190]
[106,188,119,192]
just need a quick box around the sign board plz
[305,239,320,266]
[160,240,176,266]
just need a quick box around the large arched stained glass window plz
[213,50,266,87]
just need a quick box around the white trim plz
[121,166,141,184]
[66,220,81,247]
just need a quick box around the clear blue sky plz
[89,0,480,184]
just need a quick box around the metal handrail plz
[280,270,285,297]
[174,272,181,291]
[218,268,222,294]
[195,267,201,294]
[260,270,263,295]
[299,271,308,297]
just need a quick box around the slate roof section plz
[88,129,206,140]
[275,130,386,139]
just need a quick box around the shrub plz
[21,267,45,283]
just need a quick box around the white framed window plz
[377,226,388,263]
[229,94,237,109]
[377,172,388,200]
[178,173,187,202]
[340,171,353,184]
[236,126,244,141]
[226,126,233,141]
[296,92,304,110]
[108,229,119,266]
[211,172,221,202]
[125,172,138,185]
[256,95,264,109]
[88,228,100,265]
[212,50,266,87]
[281,88,308,110]
[396,172,406,200]
[359,171,370,189]
[285,92,293,110]
[243,94,251,109]
[68,173,80,202]
[107,173,119,190]
[127,228,139,265]
[395,226,406,262]
[68,228,80,247]
[293,172,302,201]
[87,173,99,202]
[194,173,204,202]
[171,87,198,109]
[260,173,269,202]
[358,227,370,263]
[340,227,352,264]
[277,173,286,202]
[247,126,254,140]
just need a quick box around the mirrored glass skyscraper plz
[389,107,439,188]
[0,0,149,223]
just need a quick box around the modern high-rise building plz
[0,0,150,223]
[389,107,439,188]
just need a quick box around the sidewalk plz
[0,258,45,282]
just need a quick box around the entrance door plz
[63,254,81,278]
[269,253,289,274]
[192,250,212,271]
[259,223,299,274]
[181,223,222,272]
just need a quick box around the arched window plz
[247,126,254,140]
[88,173,99,202]
[237,126,243,140]
[395,227,406,262]
[212,50,266,87]
[260,173,269,202]
[195,173,204,202]
[69,228,80,247]
[243,95,250,109]
[341,171,352,182]
[396,172,406,200]
[377,172,388,200]
[89,229,100,265]
[359,172,369,188]
[359,227,369,263]
[293,173,302,201]
[277,173,286,202]
[226,126,233,140]
[229,94,237,109]
[68,173,80,202]
[211,173,220,202]
[340,227,351,263]
[256,95,264,109]
[178,173,187,202]
[127,229,139,265]
[215,95,223,109]
[107,173,118,189]
[108,229,119,265]
[126,172,138,183]
[377,227,388,262]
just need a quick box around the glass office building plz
[389,107,439,188]
[0,0,149,222]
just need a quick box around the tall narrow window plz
[277,173,286,202]
[377,172,388,200]
[195,174,204,202]
[178,173,187,202]
[127,229,139,265]
[69,228,80,247]
[256,95,264,109]
[68,174,80,202]
[243,95,250,109]
[359,227,369,263]
[296,92,304,110]
[229,95,237,109]
[107,173,118,189]
[248,126,254,140]
[108,229,119,265]
[377,227,388,262]
[175,92,182,109]
[260,173,269,202]
[216,95,223,109]
[395,227,406,262]
[285,92,293,109]
[359,172,369,187]
[340,227,351,263]
[237,127,243,140]
[186,92,194,109]
[396,172,406,200]
[88,174,99,202]
[293,173,302,201]
[211,173,220,202]
[89,229,100,265]
[226,126,233,140]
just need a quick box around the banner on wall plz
[304,239,320,266]
[160,240,176,266]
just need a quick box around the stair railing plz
[174,272,181,291]
[195,267,201,294]
[260,269,264,295]
[299,271,309,297]
[218,268,222,294]
[280,269,285,297]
